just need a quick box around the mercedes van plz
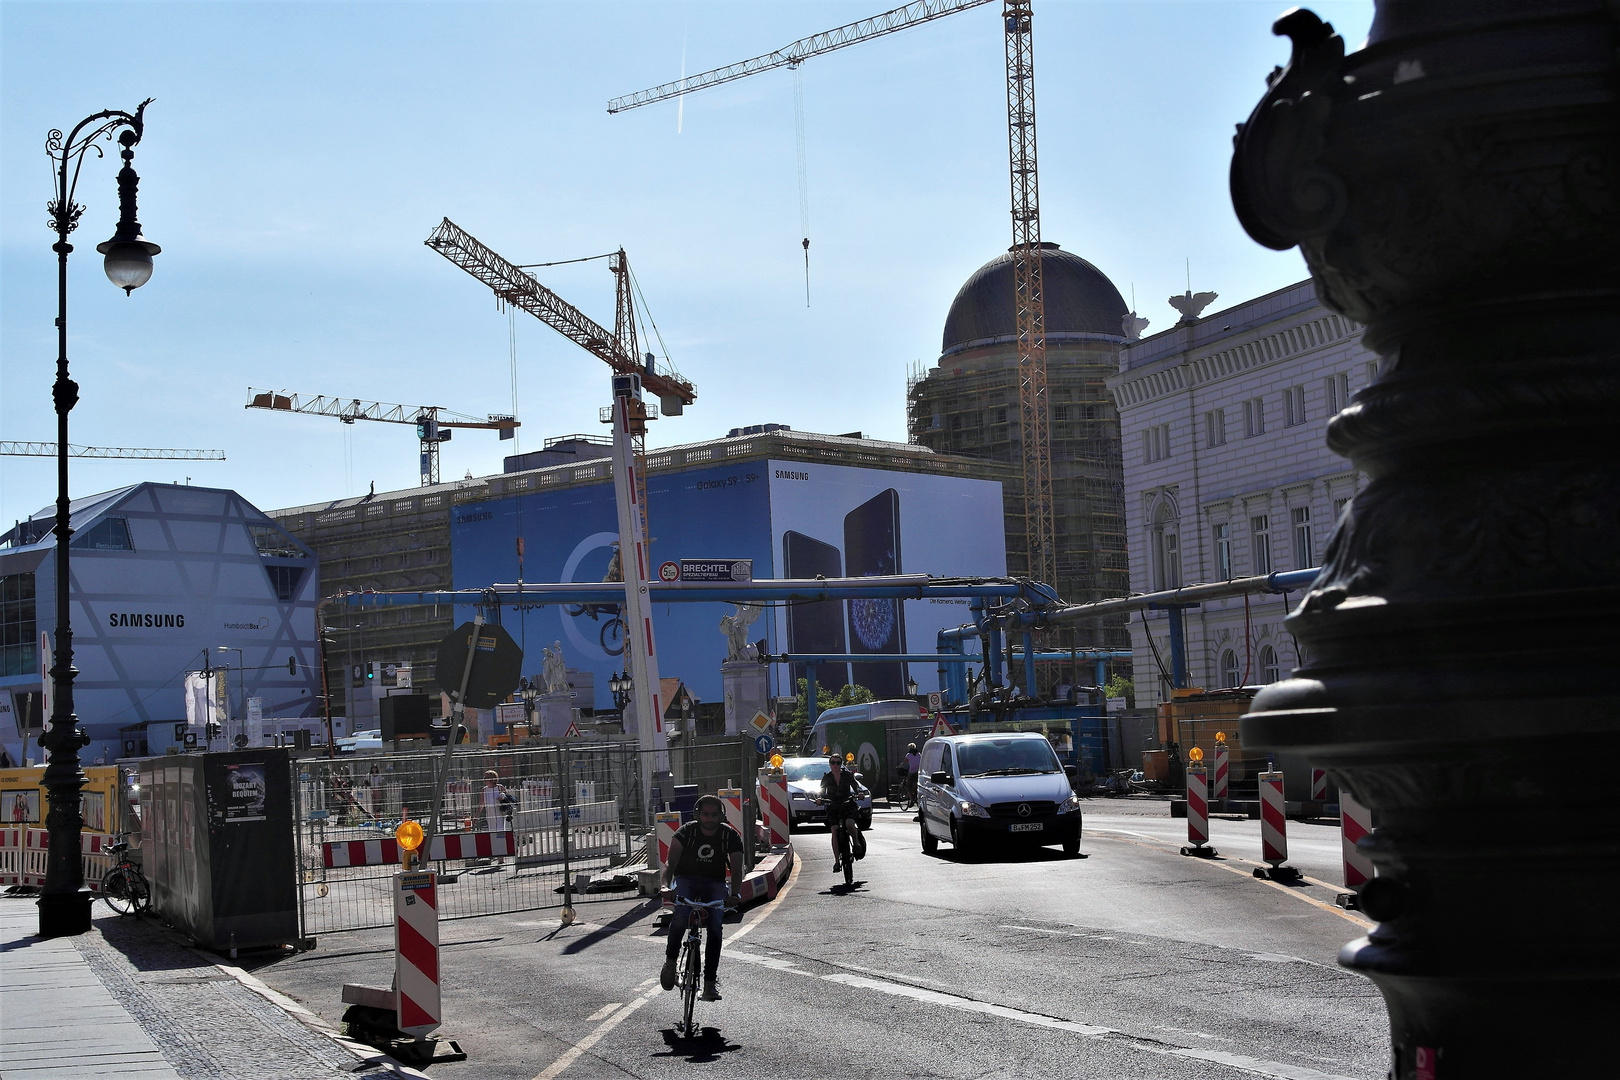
[917,731,1083,858]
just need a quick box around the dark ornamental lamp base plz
[37,889,94,938]
[1228,1,1620,1074]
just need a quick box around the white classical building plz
[1106,280,1380,707]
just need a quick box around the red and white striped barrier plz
[1180,764,1217,858]
[1254,769,1301,882]
[718,787,744,840]
[653,811,682,870]
[757,769,789,846]
[1340,787,1374,889]
[1212,744,1229,802]
[323,830,512,869]
[394,870,441,1037]
[0,828,112,889]
[1311,768,1328,802]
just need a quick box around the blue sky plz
[1,1,1375,529]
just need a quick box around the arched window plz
[1221,649,1240,688]
[1260,644,1281,683]
[1150,499,1180,591]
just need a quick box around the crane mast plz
[1003,0,1054,589]
[425,219,695,802]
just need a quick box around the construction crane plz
[609,0,1056,588]
[0,443,224,460]
[424,217,696,799]
[244,389,517,487]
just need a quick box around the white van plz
[917,732,1083,859]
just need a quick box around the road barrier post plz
[1212,738,1229,803]
[1180,749,1217,858]
[1335,787,1374,910]
[1254,769,1300,882]
[759,764,789,846]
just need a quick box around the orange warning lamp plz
[845,752,855,764]
[769,753,784,770]
[1215,731,1227,744]
[396,819,424,869]
[1188,746,1205,764]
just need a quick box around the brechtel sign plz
[677,559,753,583]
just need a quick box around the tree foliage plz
[781,679,874,751]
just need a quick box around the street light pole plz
[39,101,159,939]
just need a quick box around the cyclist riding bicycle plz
[819,754,868,873]
[660,794,744,1002]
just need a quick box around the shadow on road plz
[655,1026,742,1063]
[560,898,662,953]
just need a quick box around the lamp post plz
[39,101,159,938]
[609,672,631,713]
[217,647,246,747]
[906,675,919,699]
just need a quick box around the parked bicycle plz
[100,833,150,916]
[669,896,728,1039]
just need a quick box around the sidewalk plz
[0,897,419,1080]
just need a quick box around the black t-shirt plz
[672,820,744,881]
[819,770,865,813]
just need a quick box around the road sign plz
[434,622,524,710]
[928,714,954,738]
[658,561,681,582]
[754,734,774,755]
[749,710,773,734]
[678,558,753,582]
[927,691,943,711]
[564,719,582,737]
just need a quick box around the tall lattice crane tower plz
[424,218,696,798]
[609,0,1057,588]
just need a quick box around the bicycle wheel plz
[101,867,141,916]
[679,935,700,1037]
[841,828,853,887]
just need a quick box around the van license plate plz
[1009,823,1043,833]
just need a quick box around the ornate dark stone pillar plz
[1231,2,1618,1075]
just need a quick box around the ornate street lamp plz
[39,101,159,938]
[609,672,632,712]
[1230,5,1616,1073]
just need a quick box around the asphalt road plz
[255,799,1388,1080]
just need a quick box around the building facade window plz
[71,517,133,551]
[1,572,38,678]
[1366,359,1380,383]
[1214,522,1232,579]
[1143,423,1171,463]
[1151,502,1180,590]
[1292,506,1313,568]
[1205,408,1226,447]
[1260,643,1281,683]
[1250,515,1271,574]
[1333,496,1351,521]
[1244,397,1266,437]
[1221,649,1240,688]
[1325,372,1351,415]
[1284,385,1307,427]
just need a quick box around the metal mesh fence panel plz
[290,735,761,934]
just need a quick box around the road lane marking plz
[727,948,1360,1080]
[531,984,661,1080]
[584,1003,620,1021]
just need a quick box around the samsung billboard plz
[450,460,1005,709]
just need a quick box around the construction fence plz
[292,735,763,934]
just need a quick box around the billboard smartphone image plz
[845,490,906,699]
[782,531,847,692]
[769,462,1006,700]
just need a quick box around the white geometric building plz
[1106,280,1380,708]
[0,483,321,763]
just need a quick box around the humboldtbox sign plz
[678,559,753,582]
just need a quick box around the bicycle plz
[669,896,728,1039]
[815,798,860,887]
[100,833,151,916]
